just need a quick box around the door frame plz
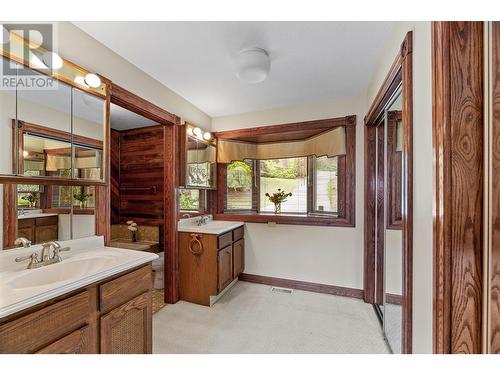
[109,83,181,304]
[364,31,413,354]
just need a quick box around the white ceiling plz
[74,21,396,117]
[110,103,157,131]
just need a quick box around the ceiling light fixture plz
[236,47,270,84]
[84,73,101,88]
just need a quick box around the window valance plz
[217,126,346,163]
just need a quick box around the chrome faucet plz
[14,237,32,248]
[15,241,71,269]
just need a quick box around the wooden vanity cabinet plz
[179,225,244,306]
[17,215,58,245]
[0,264,153,354]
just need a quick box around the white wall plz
[55,22,211,129]
[366,22,433,353]
[212,95,366,290]
[59,214,96,240]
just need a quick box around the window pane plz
[179,189,200,211]
[226,160,253,210]
[260,158,307,213]
[314,156,338,213]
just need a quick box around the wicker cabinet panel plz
[100,291,152,354]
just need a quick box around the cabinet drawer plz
[233,226,244,241]
[18,218,35,228]
[36,325,91,354]
[218,231,232,249]
[36,216,58,226]
[99,265,152,313]
[0,291,90,354]
[17,226,35,243]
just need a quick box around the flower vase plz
[274,203,281,214]
[79,201,85,209]
[132,231,137,242]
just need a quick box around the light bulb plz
[42,51,63,70]
[187,127,194,136]
[23,150,28,157]
[193,127,202,136]
[84,73,101,88]
[74,76,88,87]
[203,132,212,141]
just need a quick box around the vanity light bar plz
[186,123,214,143]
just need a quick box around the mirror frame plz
[363,31,413,353]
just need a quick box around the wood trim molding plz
[363,31,413,354]
[214,115,354,141]
[432,22,484,354]
[238,273,364,299]
[110,83,179,126]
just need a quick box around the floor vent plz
[270,286,293,294]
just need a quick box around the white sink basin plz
[7,253,118,289]
[178,218,244,235]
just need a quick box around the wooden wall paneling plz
[490,21,500,354]
[118,125,165,251]
[2,184,17,249]
[432,22,484,354]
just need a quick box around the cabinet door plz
[35,225,58,243]
[218,245,233,292]
[100,291,152,354]
[36,325,91,354]
[232,239,244,278]
[17,226,35,243]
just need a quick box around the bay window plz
[215,115,355,226]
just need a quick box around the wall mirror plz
[1,183,96,249]
[0,57,107,183]
[383,87,403,354]
[181,124,217,190]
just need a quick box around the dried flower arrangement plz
[265,188,292,214]
[126,220,138,242]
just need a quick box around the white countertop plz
[0,236,158,319]
[17,209,59,220]
[178,216,244,235]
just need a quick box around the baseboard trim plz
[386,293,402,305]
[238,273,364,299]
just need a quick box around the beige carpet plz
[153,281,389,354]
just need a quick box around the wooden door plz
[218,245,233,292]
[232,239,244,278]
[100,291,152,354]
[36,326,91,354]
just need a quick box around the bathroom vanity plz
[0,236,158,354]
[178,217,244,306]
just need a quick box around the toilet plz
[152,252,164,289]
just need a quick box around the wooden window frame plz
[213,115,356,227]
